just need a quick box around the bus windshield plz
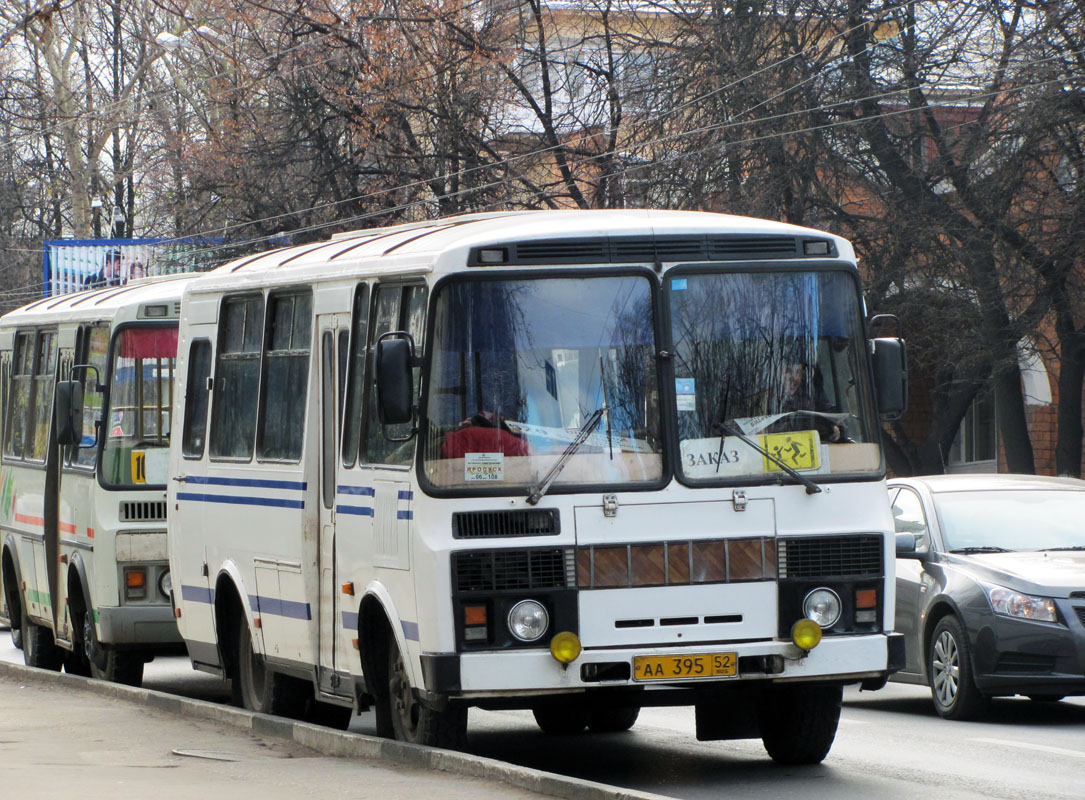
[423,275,662,491]
[668,269,881,482]
[101,325,178,487]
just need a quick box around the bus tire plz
[21,605,63,671]
[758,684,842,765]
[235,617,307,718]
[532,699,590,735]
[385,632,467,749]
[83,613,143,686]
[588,706,640,733]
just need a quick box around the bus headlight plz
[158,568,172,600]
[508,599,549,642]
[803,587,842,628]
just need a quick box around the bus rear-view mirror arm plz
[376,332,418,440]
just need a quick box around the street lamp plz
[91,198,103,238]
[111,205,126,238]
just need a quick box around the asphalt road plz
[3,627,1083,800]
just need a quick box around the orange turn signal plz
[125,569,146,588]
[464,605,487,626]
[855,589,878,609]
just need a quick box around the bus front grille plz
[452,548,575,593]
[120,501,168,522]
[452,508,559,539]
[777,535,883,579]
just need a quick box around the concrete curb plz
[0,660,670,800]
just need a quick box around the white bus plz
[167,209,907,763]
[0,275,192,685]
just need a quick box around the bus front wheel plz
[234,617,306,718]
[758,684,842,765]
[83,613,143,686]
[385,632,467,749]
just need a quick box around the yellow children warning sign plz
[761,430,820,472]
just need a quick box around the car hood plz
[954,551,1085,596]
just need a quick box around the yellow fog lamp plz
[549,631,582,665]
[791,618,823,652]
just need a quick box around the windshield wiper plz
[527,406,606,506]
[949,546,1013,554]
[714,418,822,495]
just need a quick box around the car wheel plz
[928,615,988,720]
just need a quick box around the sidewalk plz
[0,661,664,800]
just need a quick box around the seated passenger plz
[441,411,530,458]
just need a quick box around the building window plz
[947,388,996,472]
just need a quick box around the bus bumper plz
[96,605,183,646]
[423,632,904,698]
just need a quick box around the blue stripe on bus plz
[401,620,419,641]
[184,475,308,491]
[336,504,374,517]
[337,485,376,496]
[250,594,312,621]
[397,510,413,520]
[177,492,305,510]
[342,611,359,629]
[398,490,413,501]
[181,584,214,604]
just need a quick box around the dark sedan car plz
[889,474,1085,719]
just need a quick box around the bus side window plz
[363,284,426,467]
[182,339,212,459]
[257,292,312,462]
[342,284,370,467]
[4,332,33,459]
[209,295,264,460]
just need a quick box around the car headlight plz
[507,599,549,642]
[803,587,842,628]
[982,583,1058,623]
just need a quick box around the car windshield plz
[101,326,178,487]
[668,269,881,483]
[935,489,1085,552]
[422,275,662,491]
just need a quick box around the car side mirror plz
[895,532,928,559]
[55,380,84,446]
[376,332,416,432]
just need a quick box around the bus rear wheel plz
[758,684,842,765]
[234,617,306,718]
[83,613,143,686]
[385,632,467,749]
[22,605,63,671]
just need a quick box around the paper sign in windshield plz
[464,452,505,482]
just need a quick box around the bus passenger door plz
[316,317,345,692]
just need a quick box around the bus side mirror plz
[376,333,415,428]
[55,380,84,446]
[872,337,908,420]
